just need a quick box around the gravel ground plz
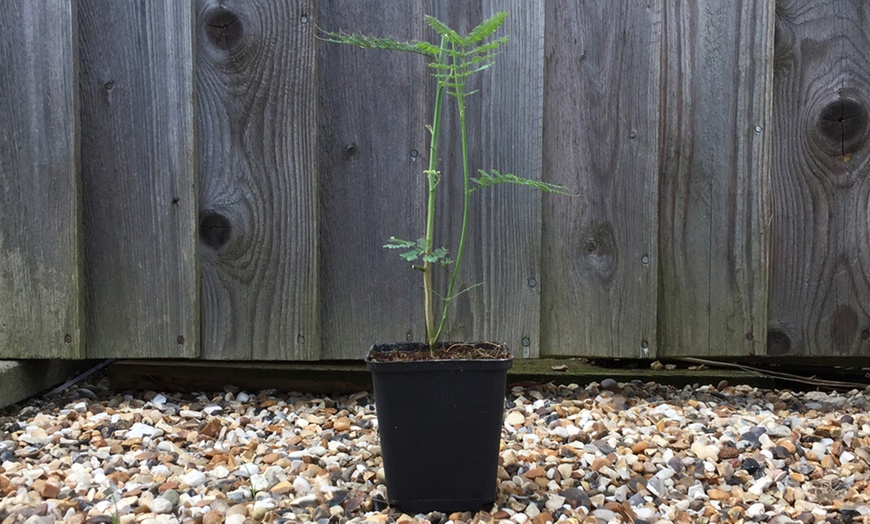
[1,374,870,524]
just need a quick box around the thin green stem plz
[423,37,449,355]
[433,44,471,345]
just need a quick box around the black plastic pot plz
[366,342,513,514]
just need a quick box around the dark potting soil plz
[368,342,510,362]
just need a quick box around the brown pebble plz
[523,467,545,479]
[33,478,60,499]
[707,488,728,500]
[533,512,555,524]
[200,418,221,439]
[270,481,293,495]
[158,481,179,493]
[202,511,224,524]
[67,514,86,524]
[334,417,352,432]
[226,504,248,517]
[718,446,739,460]
[631,441,649,454]
[591,457,613,472]
[261,453,281,464]
[107,471,130,485]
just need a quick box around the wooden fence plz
[2,0,868,361]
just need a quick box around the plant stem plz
[433,44,471,345]
[423,37,448,355]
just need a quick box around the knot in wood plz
[816,98,868,157]
[204,6,244,51]
[199,210,232,249]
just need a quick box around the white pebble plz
[182,470,206,488]
[746,502,766,518]
[226,515,246,524]
[293,477,311,495]
[126,422,158,439]
[149,497,173,514]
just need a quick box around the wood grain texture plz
[318,0,429,359]
[540,1,661,358]
[768,0,870,357]
[78,0,198,358]
[658,1,774,357]
[429,1,545,358]
[197,0,319,360]
[0,0,83,359]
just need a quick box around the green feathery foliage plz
[324,11,571,354]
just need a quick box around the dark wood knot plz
[204,6,244,51]
[200,210,232,249]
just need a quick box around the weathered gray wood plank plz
[768,0,870,357]
[429,2,545,358]
[318,1,429,359]
[540,1,661,358]
[78,0,198,358]
[0,0,83,359]
[658,1,774,357]
[197,0,319,360]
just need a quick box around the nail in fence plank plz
[0,0,83,359]
[78,0,198,358]
[541,2,661,359]
[658,1,773,358]
[768,1,870,357]
[318,1,429,358]
[197,0,319,360]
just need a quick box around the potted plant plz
[323,12,569,514]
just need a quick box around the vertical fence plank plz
[0,0,83,359]
[658,1,774,357]
[540,2,662,358]
[768,0,870,357]
[197,0,319,360]
[318,1,429,358]
[427,2,545,357]
[79,1,198,358]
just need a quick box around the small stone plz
[32,478,61,499]
[718,446,739,460]
[261,453,281,464]
[772,445,792,459]
[707,489,728,500]
[506,411,525,426]
[523,467,545,479]
[150,497,173,514]
[181,470,206,488]
[201,511,224,524]
[545,494,565,512]
[225,515,245,524]
[333,417,351,432]
[746,502,766,518]
[632,441,649,454]
[560,488,591,509]
[532,512,554,524]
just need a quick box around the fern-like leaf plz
[471,169,573,194]
[320,31,437,58]
[423,15,463,44]
[465,12,509,44]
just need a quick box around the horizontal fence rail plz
[2,0,868,361]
